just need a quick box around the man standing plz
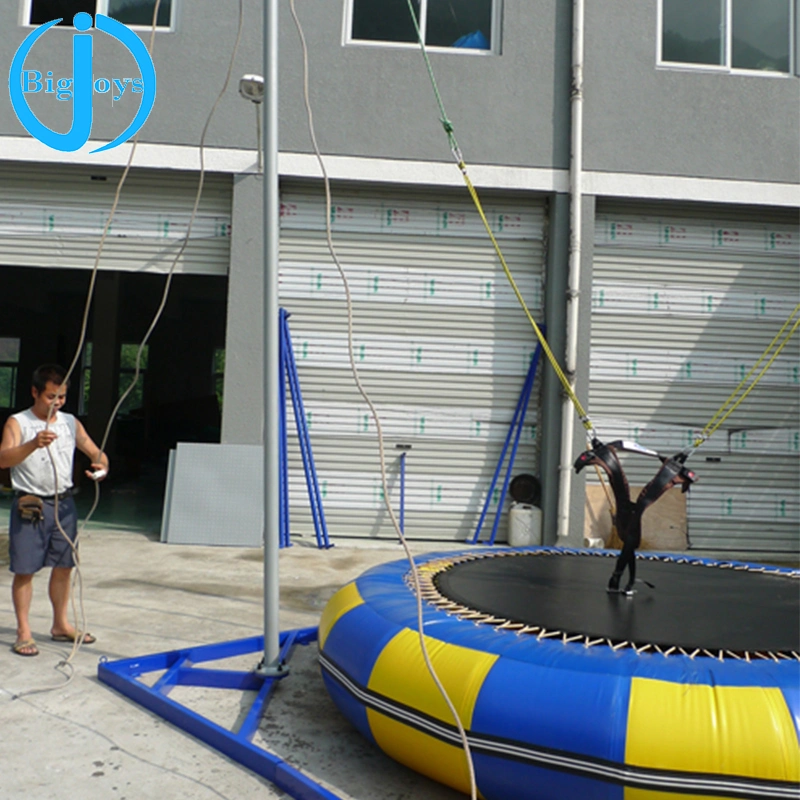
[0,364,109,656]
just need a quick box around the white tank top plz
[10,408,77,496]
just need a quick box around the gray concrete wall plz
[278,0,573,168]
[582,0,800,184]
[221,172,263,445]
[1,1,573,169]
[4,1,796,182]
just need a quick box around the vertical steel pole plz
[260,0,283,674]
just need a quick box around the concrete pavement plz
[0,526,465,800]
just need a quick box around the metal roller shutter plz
[279,182,546,541]
[590,202,799,555]
[0,163,232,275]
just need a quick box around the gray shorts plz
[9,494,78,574]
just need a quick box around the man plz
[0,364,109,656]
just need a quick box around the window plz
[213,347,225,413]
[660,0,793,74]
[347,0,499,53]
[0,338,21,408]
[26,0,173,29]
[118,343,148,415]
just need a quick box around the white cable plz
[288,3,478,798]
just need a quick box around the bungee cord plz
[401,2,800,572]
[288,2,478,798]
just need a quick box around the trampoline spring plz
[702,649,716,659]
[538,630,561,640]
[792,652,800,661]
[688,649,701,659]
[611,641,630,651]
[754,651,772,661]
[634,643,652,655]
[496,621,523,631]
[663,647,677,657]
[563,634,583,644]
[725,650,744,660]
[519,626,541,635]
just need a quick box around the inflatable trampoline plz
[319,547,800,800]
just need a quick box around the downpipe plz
[557,0,585,544]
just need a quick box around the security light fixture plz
[239,74,265,104]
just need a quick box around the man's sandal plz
[51,631,97,644]
[12,638,39,657]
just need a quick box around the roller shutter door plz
[279,182,546,541]
[0,162,232,275]
[590,202,799,555]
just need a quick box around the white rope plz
[287,2,478,797]
[16,0,244,694]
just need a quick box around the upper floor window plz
[660,0,793,74]
[25,0,173,29]
[347,0,499,53]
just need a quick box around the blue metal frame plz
[280,309,332,549]
[399,451,407,534]
[98,627,345,800]
[279,313,291,548]
[469,336,545,545]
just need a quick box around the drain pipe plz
[557,0,585,544]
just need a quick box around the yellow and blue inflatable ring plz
[319,547,800,800]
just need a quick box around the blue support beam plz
[98,627,344,800]
[470,334,545,545]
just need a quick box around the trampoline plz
[318,547,800,800]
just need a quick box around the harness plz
[574,440,697,594]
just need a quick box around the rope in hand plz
[288,3,478,798]
[17,0,244,696]
[26,1,168,690]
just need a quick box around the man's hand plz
[86,464,108,481]
[34,429,58,449]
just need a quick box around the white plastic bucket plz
[508,502,542,547]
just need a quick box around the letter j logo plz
[8,13,156,153]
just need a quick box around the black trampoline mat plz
[434,553,800,654]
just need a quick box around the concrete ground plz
[0,518,466,800]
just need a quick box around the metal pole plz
[260,0,284,675]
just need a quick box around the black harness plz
[574,439,697,594]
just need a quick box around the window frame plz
[117,342,148,416]
[657,0,796,76]
[21,0,176,31]
[0,337,21,409]
[343,0,502,56]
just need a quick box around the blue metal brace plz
[98,628,345,800]
[279,309,332,549]
[469,334,545,545]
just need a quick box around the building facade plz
[1,1,798,553]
